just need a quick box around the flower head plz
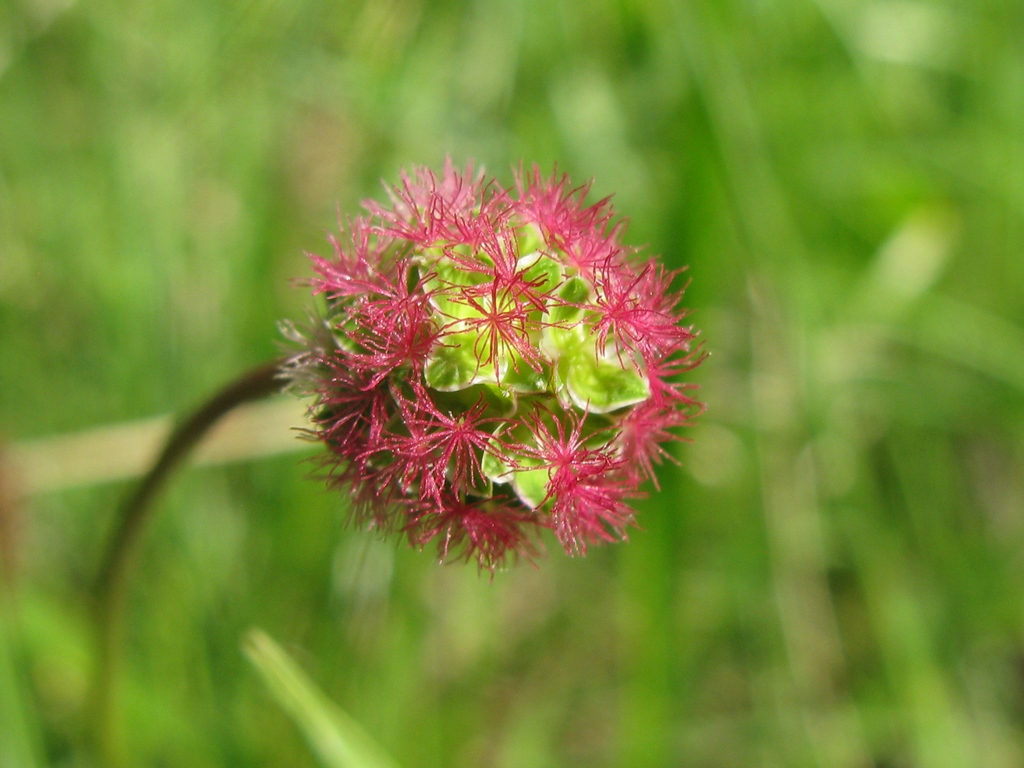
[284,161,704,569]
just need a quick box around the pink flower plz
[283,161,704,570]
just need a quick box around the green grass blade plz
[0,601,45,768]
[243,628,401,768]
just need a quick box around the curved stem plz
[90,359,285,766]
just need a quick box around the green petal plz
[481,443,512,484]
[422,256,491,321]
[561,348,651,413]
[516,251,562,297]
[512,466,550,509]
[497,353,549,393]
[424,333,481,391]
[547,275,590,325]
[482,443,549,510]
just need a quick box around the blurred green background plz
[2,0,1024,765]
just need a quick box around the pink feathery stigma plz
[283,160,704,570]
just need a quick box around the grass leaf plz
[243,628,401,768]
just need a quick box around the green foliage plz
[2,0,1024,765]
[0,598,44,768]
[244,629,400,768]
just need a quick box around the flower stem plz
[89,359,284,766]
